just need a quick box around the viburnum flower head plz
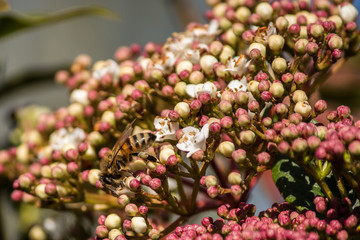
[185,81,217,98]
[176,124,209,158]
[49,128,86,151]
[154,116,179,141]
[92,59,119,81]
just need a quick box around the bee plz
[100,120,157,195]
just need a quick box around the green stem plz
[333,170,347,198]
[302,164,334,199]
[174,170,189,212]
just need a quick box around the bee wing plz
[108,119,136,168]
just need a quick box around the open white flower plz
[224,55,248,77]
[92,59,119,81]
[70,89,90,105]
[154,116,179,141]
[227,77,248,92]
[339,3,358,24]
[192,20,219,44]
[153,51,177,74]
[49,128,86,151]
[165,34,193,57]
[254,22,277,45]
[176,124,209,158]
[185,81,217,98]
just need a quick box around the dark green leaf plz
[0,6,118,39]
[272,157,324,211]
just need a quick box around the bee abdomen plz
[121,132,156,154]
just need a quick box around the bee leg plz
[131,152,158,162]
[100,174,121,196]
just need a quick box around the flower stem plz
[333,170,347,198]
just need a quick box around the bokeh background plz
[1,0,360,239]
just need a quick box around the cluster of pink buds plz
[0,0,359,238]
[165,197,359,240]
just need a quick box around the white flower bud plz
[235,7,251,22]
[105,213,122,229]
[294,101,312,117]
[247,43,266,58]
[130,160,147,172]
[159,148,175,164]
[61,143,76,155]
[219,45,235,64]
[119,66,135,78]
[174,82,187,96]
[248,81,260,96]
[200,55,218,75]
[328,15,343,30]
[29,225,46,240]
[292,90,308,103]
[269,82,285,98]
[101,111,116,127]
[16,143,30,163]
[68,103,84,118]
[41,165,52,178]
[268,35,285,53]
[255,2,273,21]
[131,217,147,234]
[88,169,101,185]
[228,172,242,185]
[176,60,193,75]
[218,141,235,157]
[339,3,358,24]
[70,89,90,105]
[22,130,43,146]
[174,102,190,118]
[83,145,97,161]
[213,3,227,17]
[88,131,106,146]
[35,184,48,199]
[108,229,122,240]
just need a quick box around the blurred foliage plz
[0,5,117,40]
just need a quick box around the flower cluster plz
[0,0,360,238]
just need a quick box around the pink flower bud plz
[149,178,162,190]
[248,100,260,113]
[199,115,209,127]
[274,103,288,117]
[289,24,300,37]
[129,178,141,191]
[337,105,351,119]
[78,142,88,154]
[98,215,106,225]
[81,170,89,182]
[232,149,247,164]
[242,30,255,43]
[45,183,57,196]
[207,186,218,198]
[125,203,139,216]
[234,91,249,105]
[281,73,293,84]
[292,138,308,152]
[190,100,202,112]
[191,150,204,161]
[131,89,143,100]
[198,92,212,104]
[139,205,148,215]
[168,110,180,121]
[220,116,233,128]
[162,85,174,97]
[65,149,78,161]
[257,152,271,165]
[67,162,79,176]
[96,225,108,238]
[11,190,23,202]
[155,164,166,175]
[210,122,222,134]
[98,147,110,159]
[117,194,130,208]
[167,155,179,166]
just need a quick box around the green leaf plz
[0,6,118,39]
[272,157,324,211]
